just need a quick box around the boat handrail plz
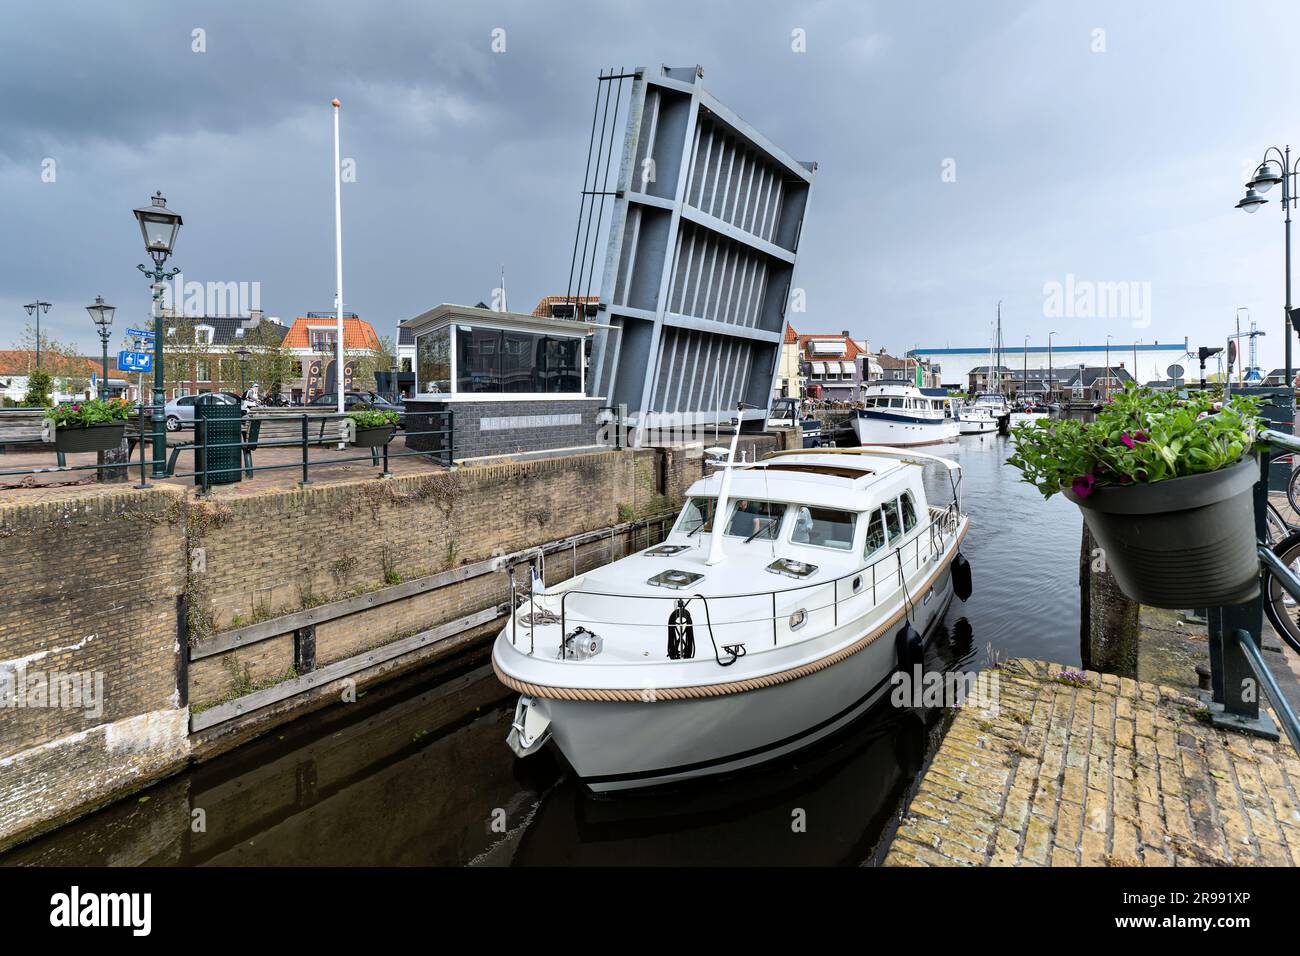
[543,503,962,659]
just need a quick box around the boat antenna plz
[706,402,746,566]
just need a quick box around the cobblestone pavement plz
[884,658,1300,867]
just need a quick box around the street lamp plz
[390,361,400,404]
[1236,147,1297,391]
[1105,333,1114,403]
[234,345,251,395]
[133,191,183,478]
[23,300,52,368]
[85,296,116,399]
[1047,330,1057,405]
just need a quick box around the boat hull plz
[531,568,955,792]
[957,416,997,435]
[850,412,958,448]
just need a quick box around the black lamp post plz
[86,296,116,399]
[133,191,183,478]
[235,345,251,395]
[390,361,400,403]
[23,300,52,367]
[1237,147,1297,390]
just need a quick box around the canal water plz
[2,431,1083,867]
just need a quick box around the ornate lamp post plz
[390,361,400,403]
[23,300,52,367]
[85,296,116,399]
[133,191,183,477]
[235,345,251,395]
[1236,147,1297,389]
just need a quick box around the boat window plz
[676,497,717,536]
[883,499,902,540]
[791,507,857,551]
[864,509,887,558]
[901,492,918,533]
[726,500,785,540]
[890,398,904,408]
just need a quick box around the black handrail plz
[0,406,454,490]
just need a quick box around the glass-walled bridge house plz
[401,303,605,463]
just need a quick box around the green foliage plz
[346,408,399,428]
[22,367,53,407]
[47,396,133,428]
[1006,384,1259,499]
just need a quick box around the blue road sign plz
[118,350,153,373]
[125,328,155,339]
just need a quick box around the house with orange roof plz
[278,313,386,400]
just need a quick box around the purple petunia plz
[1072,474,1096,497]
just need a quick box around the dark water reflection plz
[3,432,1083,867]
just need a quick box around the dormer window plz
[194,325,214,346]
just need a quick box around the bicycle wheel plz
[1287,464,1300,516]
[1262,531,1300,655]
[1266,501,1292,547]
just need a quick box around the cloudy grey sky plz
[3,0,1299,372]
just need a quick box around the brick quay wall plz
[0,433,791,851]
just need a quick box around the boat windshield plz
[725,500,786,540]
[791,506,857,550]
[676,497,718,536]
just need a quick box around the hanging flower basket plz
[53,421,127,454]
[1007,386,1261,609]
[346,407,398,448]
[351,425,395,448]
[46,398,132,454]
[1065,455,1259,607]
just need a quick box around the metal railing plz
[1210,427,1300,752]
[0,404,454,491]
[528,502,963,660]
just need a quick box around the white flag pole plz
[332,98,345,421]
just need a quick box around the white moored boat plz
[850,382,959,447]
[957,393,1010,435]
[492,428,972,792]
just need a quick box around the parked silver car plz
[163,392,245,431]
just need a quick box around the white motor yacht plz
[851,382,959,447]
[492,432,972,792]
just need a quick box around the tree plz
[11,323,88,397]
[346,334,395,394]
[243,324,295,396]
[22,367,53,407]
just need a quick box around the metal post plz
[150,282,167,478]
[299,414,311,486]
[99,333,109,400]
[1285,145,1293,390]
[135,403,150,488]
[198,417,210,496]
[1206,451,1279,738]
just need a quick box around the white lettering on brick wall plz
[479,414,583,432]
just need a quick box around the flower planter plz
[351,425,394,448]
[1064,456,1260,608]
[53,421,126,454]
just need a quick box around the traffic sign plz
[1166,363,1185,379]
[126,328,155,339]
[118,350,153,373]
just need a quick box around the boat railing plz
[536,504,965,660]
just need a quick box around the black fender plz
[952,552,973,602]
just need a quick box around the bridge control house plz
[401,303,607,463]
